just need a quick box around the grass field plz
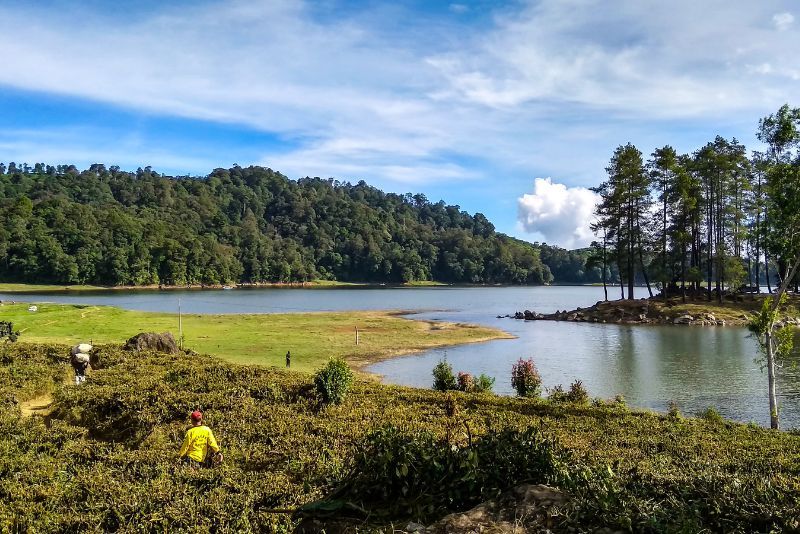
[0,303,511,373]
[0,283,109,292]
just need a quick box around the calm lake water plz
[2,286,798,428]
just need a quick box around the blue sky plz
[1,0,798,247]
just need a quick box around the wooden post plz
[355,326,359,345]
[178,298,183,350]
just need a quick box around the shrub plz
[318,425,564,521]
[566,380,590,405]
[473,373,495,393]
[699,406,725,424]
[614,394,626,407]
[511,358,542,398]
[314,358,354,405]
[667,400,681,419]
[547,384,567,403]
[456,372,474,392]
[432,360,457,391]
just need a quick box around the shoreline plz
[509,294,800,327]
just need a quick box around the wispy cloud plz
[773,12,794,31]
[1,0,799,245]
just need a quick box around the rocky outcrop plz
[510,298,769,327]
[420,484,569,533]
[123,332,179,354]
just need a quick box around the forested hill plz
[0,163,596,286]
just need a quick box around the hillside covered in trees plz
[0,164,596,286]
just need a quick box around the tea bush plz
[1,343,799,532]
[566,380,590,405]
[511,357,542,397]
[316,425,564,521]
[313,358,354,405]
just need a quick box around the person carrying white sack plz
[70,343,92,385]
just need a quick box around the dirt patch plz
[20,392,54,417]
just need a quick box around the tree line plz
[0,163,595,286]
[591,105,800,303]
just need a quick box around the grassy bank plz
[0,283,109,292]
[0,303,510,372]
[0,280,452,293]
[2,344,799,532]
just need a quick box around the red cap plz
[190,410,203,422]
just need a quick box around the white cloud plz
[517,178,600,249]
[773,12,794,31]
[1,0,800,206]
[449,4,469,14]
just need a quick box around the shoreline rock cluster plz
[504,300,755,326]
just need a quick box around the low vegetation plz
[4,343,798,532]
[0,302,510,372]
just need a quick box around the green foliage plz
[314,358,354,405]
[2,343,800,532]
[432,360,457,391]
[322,425,563,521]
[567,380,590,405]
[698,406,725,424]
[667,400,682,419]
[473,373,495,393]
[511,357,542,398]
[749,294,796,363]
[0,164,554,286]
[0,321,20,343]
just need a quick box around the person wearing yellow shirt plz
[178,410,222,468]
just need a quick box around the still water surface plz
[2,286,798,427]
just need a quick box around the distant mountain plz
[0,163,604,286]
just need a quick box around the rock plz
[406,522,426,533]
[425,484,568,534]
[514,312,524,319]
[717,319,726,326]
[123,332,179,354]
[673,315,694,325]
[638,314,647,321]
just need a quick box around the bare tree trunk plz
[766,331,779,429]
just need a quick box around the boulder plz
[673,315,694,325]
[425,484,569,533]
[123,332,179,354]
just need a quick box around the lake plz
[2,285,798,428]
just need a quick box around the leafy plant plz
[567,380,590,405]
[317,425,564,521]
[432,360,457,391]
[473,373,495,393]
[456,372,474,392]
[511,358,542,398]
[314,358,354,405]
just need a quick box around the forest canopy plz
[0,163,594,286]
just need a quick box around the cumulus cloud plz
[517,178,600,249]
[773,12,794,30]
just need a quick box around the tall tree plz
[593,144,651,299]
[753,104,800,429]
